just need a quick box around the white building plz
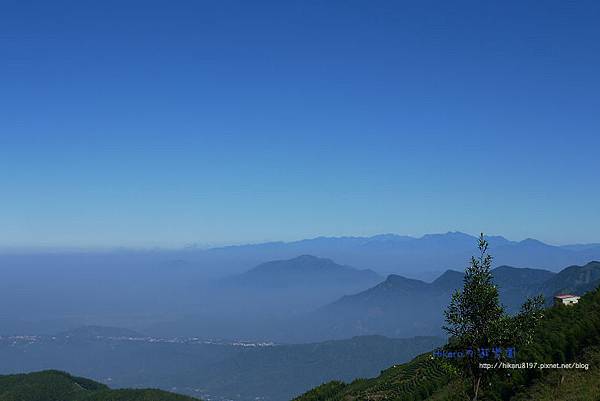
[553,294,580,306]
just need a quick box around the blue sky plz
[1,0,599,248]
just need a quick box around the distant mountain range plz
[302,261,600,341]
[148,258,600,343]
[193,232,600,279]
[3,232,599,281]
[2,232,600,339]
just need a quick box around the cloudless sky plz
[1,0,599,248]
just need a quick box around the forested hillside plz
[294,283,600,401]
[0,370,199,401]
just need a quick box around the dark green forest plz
[0,370,199,401]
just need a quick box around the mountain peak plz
[291,254,329,263]
[380,274,428,290]
[228,255,382,290]
[419,231,477,243]
[367,234,414,242]
[519,238,548,247]
[431,269,464,289]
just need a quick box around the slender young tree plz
[443,233,544,401]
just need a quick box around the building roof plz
[554,294,580,299]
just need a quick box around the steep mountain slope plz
[0,370,199,401]
[491,266,556,312]
[309,272,458,339]
[292,353,453,401]
[538,260,600,299]
[306,262,600,341]
[294,281,600,401]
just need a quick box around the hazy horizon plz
[2,1,600,249]
[1,230,599,253]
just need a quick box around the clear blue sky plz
[1,0,599,248]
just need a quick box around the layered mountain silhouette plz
[224,254,381,290]
[2,233,600,339]
[145,255,385,338]
[194,232,600,279]
[209,255,382,317]
[3,232,599,282]
[303,261,600,341]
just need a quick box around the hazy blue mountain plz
[144,256,383,339]
[306,271,460,340]
[2,233,599,283]
[429,269,464,290]
[539,261,600,299]
[305,261,600,341]
[2,232,600,338]
[492,265,555,288]
[225,255,381,290]
[194,232,600,278]
[560,243,600,251]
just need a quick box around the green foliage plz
[443,234,545,400]
[510,346,600,401]
[0,370,199,401]
[491,284,600,398]
[292,381,347,401]
[293,354,455,401]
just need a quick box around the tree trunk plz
[473,374,482,401]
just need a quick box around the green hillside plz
[294,283,600,401]
[0,370,199,401]
[293,353,455,401]
[511,346,600,401]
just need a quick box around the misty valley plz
[2,233,600,400]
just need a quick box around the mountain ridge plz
[294,277,600,401]
[227,255,381,287]
[302,261,600,341]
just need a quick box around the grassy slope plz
[294,285,600,401]
[293,354,455,401]
[509,346,600,401]
[0,370,199,401]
